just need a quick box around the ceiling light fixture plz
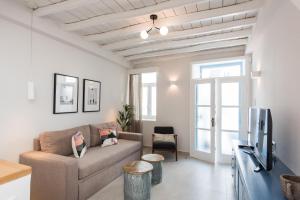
[140,14,168,40]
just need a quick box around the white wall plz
[247,0,300,174]
[134,47,245,152]
[0,1,127,162]
[291,0,300,11]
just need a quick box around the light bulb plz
[160,26,168,36]
[140,30,149,39]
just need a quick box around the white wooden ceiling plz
[23,0,262,65]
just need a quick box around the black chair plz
[152,126,178,161]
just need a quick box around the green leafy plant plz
[117,104,134,131]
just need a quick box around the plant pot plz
[280,174,300,200]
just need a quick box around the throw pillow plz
[99,128,118,147]
[102,138,118,147]
[153,133,176,144]
[71,131,87,158]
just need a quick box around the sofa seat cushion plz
[77,139,141,179]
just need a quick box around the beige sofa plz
[20,122,143,200]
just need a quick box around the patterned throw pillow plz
[99,128,118,147]
[71,131,87,158]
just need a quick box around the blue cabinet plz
[232,140,293,200]
[233,149,249,200]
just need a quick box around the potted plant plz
[117,104,134,131]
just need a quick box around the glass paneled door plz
[191,77,247,164]
[216,77,246,163]
[190,79,216,163]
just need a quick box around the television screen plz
[249,108,273,171]
[249,108,259,146]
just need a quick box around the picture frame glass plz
[54,74,78,114]
[83,79,101,112]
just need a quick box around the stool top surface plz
[142,154,164,162]
[123,161,153,175]
[0,160,32,185]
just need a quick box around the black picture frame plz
[53,73,79,114]
[83,79,101,112]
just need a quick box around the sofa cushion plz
[39,125,91,156]
[77,139,141,179]
[89,122,119,147]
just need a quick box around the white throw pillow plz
[102,138,118,147]
[71,131,87,158]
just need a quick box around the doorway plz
[190,59,249,164]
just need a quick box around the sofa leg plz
[175,149,178,161]
[152,148,154,154]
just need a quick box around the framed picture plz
[83,79,101,112]
[53,73,79,114]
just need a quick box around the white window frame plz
[128,67,159,121]
[142,82,156,121]
[191,57,246,80]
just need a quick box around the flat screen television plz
[249,107,273,171]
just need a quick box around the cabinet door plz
[238,175,243,200]
[0,175,31,200]
[238,175,250,200]
[242,185,250,200]
[232,151,239,198]
[242,187,247,200]
[235,164,239,197]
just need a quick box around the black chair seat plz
[153,141,176,150]
[152,126,178,161]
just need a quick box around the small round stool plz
[142,154,164,185]
[123,161,153,200]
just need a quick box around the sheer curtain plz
[129,74,142,133]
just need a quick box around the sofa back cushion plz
[39,125,91,156]
[33,138,41,151]
[89,122,119,147]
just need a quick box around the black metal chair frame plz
[152,126,178,161]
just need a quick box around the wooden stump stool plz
[123,161,153,200]
[142,154,164,185]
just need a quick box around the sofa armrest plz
[118,131,143,142]
[20,151,78,200]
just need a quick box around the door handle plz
[211,118,215,127]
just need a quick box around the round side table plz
[142,154,164,185]
[123,161,153,200]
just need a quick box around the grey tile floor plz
[89,149,235,200]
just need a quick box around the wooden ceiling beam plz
[64,0,205,31]
[34,0,100,17]
[131,46,245,65]
[84,0,262,42]
[103,17,256,51]
[118,29,251,56]
[125,39,248,61]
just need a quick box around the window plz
[192,60,245,79]
[142,72,157,120]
